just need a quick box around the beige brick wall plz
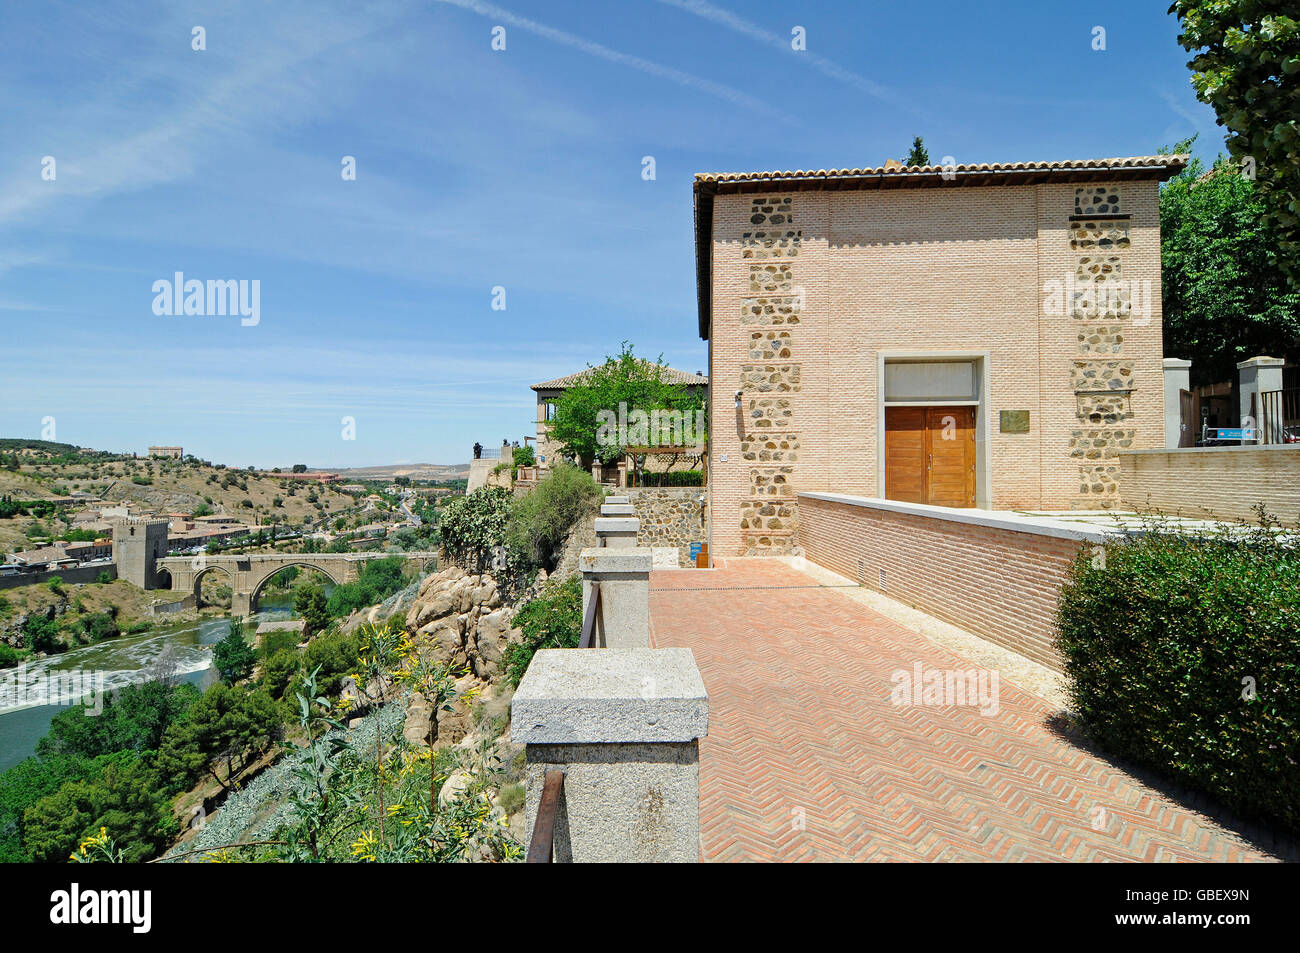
[706,179,1166,557]
[1119,446,1300,526]
[797,495,1089,671]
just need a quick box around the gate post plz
[1163,358,1191,448]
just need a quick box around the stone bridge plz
[154,551,438,616]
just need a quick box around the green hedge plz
[632,470,704,487]
[1056,519,1300,833]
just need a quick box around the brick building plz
[695,154,1188,557]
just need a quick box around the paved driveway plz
[649,558,1278,862]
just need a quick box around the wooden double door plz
[884,406,977,507]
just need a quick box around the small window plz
[884,361,977,402]
[544,402,557,421]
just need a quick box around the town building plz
[148,446,184,458]
[693,154,1187,556]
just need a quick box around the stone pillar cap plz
[511,647,708,744]
[1162,358,1192,369]
[1236,355,1285,368]
[600,503,635,516]
[579,547,653,573]
[594,517,640,533]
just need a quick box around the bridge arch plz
[193,563,236,609]
[247,561,345,614]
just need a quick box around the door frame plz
[876,351,992,509]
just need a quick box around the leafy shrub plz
[75,611,119,644]
[45,577,63,595]
[0,644,18,669]
[1056,516,1300,833]
[439,486,513,572]
[504,462,602,572]
[502,576,582,686]
[260,629,300,658]
[286,629,361,700]
[95,571,113,584]
[21,615,63,654]
[633,469,704,487]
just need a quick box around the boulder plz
[411,592,455,628]
[473,608,514,673]
[403,696,434,746]
[438,770,471,807]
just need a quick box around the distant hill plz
[331,462,469,481]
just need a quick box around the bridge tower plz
[112,518,170,589]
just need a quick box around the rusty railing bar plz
[579,579,600,649]
[526,769,566,863]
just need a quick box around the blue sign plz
[689,542,703,560]
[1214,428,1256,440]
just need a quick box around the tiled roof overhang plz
[693,155,1189,340]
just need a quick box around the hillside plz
[333,462,469,481]
[0,446,360,554]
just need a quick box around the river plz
[0,596,295,773]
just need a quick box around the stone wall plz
[0,563,116,591]
[1118,446,1300,526]
[625,487,705,566]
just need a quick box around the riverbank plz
[0,597,293,772]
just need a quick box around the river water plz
[0,597,295,773]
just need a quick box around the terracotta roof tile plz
[532,361,708,391]
[694,155,1188,184]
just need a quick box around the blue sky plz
[0,0,1222,468]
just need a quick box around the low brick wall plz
[797,493,1105,671]
[1119,446,1300,526]
[626,487,706,567]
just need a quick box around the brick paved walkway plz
[649,558,1278,862]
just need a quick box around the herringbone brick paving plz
[649,558,1278,862]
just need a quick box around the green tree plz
[21,754,175,863]
[156,683,282,790]
[1171,2,1300,286]
[905,136,930,166]
[37,681,200,761]
[1160,142,1300,383]
[548,342,705,467]
[212,617,256,684]
[293,580,330,637]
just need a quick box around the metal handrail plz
[579,580,600,649]
[526,769,566,863]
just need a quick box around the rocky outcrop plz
[397,565,526,751]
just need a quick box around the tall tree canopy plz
[1160,139,1300,384]
[1170,1,1300,286]
[905,136,930,166]
[549,343,705,466]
